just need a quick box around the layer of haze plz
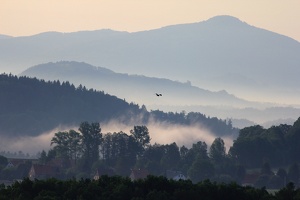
[1,0,300,42]
[101,120,233,151]
[0,121,233,156]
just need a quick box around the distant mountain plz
[1,15,300,104]
[20,61,259,108]
[0,34,12,40]
[160,104,300,128]
[262,118,296,129]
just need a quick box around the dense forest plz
[230,122,300,167]
[0,73,136,136]
[228,120,300,188]
[0,73,237,137]
[2,176,300,200]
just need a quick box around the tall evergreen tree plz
[79,122,102,171]
[209,137,226,165]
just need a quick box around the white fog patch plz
[101,120,132,134]
[0,125,76,155]
[147,121,234,152]
[0,121,234,156]
[101,119,234,152]
[148,122,215,148]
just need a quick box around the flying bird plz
[156,93,162,96]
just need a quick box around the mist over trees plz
[29,117,300,189]
[0,118,298,194]
[34,122,242,185]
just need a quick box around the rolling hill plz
[20,61,255,108]
[20,61,300,127]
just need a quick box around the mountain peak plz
[21,61,114,77]
[0,34,13,39]
[205,15,246,26]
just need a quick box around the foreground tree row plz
[1,176,297,200]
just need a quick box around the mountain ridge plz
[0,34,12,40]
[20,61,253,108]
[1,15,300,104]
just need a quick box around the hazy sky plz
[1,0,300,42]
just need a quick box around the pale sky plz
[1,0,300,42]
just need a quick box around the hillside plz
[0,74,237,137]
[20,61,254,108]
[0,74,138,136]
[20,61,300,127]
[1,15,300,104]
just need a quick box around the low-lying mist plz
[0,126,75,156]
[0,120,234,156]
[101,119,234,152]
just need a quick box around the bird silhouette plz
[155,93,162,96]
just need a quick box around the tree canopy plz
[0,176,283,200]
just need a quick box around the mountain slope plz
[20,61,257,108]
[0,73,138,136]
[1,15,300,103]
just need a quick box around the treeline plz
[148,110,237,137]
[0,73,237,137]
[35,118,300,189]
[230,119,300,168]
[34,122,245,184]
[0,121,241,187]
[227,120,300,189]
[1,176,300,200]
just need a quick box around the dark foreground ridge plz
[1,175,297,200]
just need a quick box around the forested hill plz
[0,74,138,136]
[0,74,237,137]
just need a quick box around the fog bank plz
[0,121,234,156]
